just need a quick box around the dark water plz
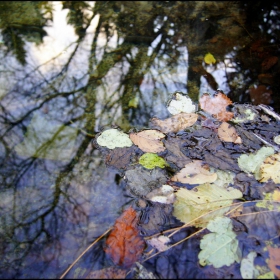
[0,1,280,278]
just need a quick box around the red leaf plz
[199,92,234,121]
[268,246,280,278]
[105,207,145,268]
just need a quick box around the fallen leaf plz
[261,56,278,71]
[163,137,192,168]
[125,166,167,197]
[173,183,243,226]
[198,217,241,268]
[237,147,275,179]
[204,53,216,64]
[105,146,136,170]
[199,93,234,121]
[259,153,280,183]
[167,92,196,115]
[268,246,280,278]
[86,266,127,279]
[97,129,133,149]
[150,113,198,133]
[171,160,217,184]
[129,130,165,153]
[218,122,242,144]
[147,235,170,252]
[139,153,167,169]
[145,184,175,204]
[240,252,259,279]
[105,207,145,268]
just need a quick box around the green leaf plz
[173,183,242,227]
[96,128,133,149]
[198,217,241,268]
[139,153,167,169]
[237,147,275,179]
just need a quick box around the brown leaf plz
[171,160,217,184]
[151,113,198,133]
[261,56,278,71]
[105,146,136,170]
[105,207,145,268]
[129,130,165,153]
[218,122,242,144]
[268,246,280,278]
[86,266,127,279]
[199,93,234,121]
[249,85,272,105]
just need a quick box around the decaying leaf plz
[268,246,280,278]
[171,160,217,185]
[145,184,175,204]
[147,235,171,252]
[173,183,243,226]
[125,166,167,197]
[237,147,275,179]
[167,92,196,115]
[150,113,198,133]
[105,207,145,268]
[105,146,136,170]
[218,122,242,144]
[240,252,259,279]
[198,217,241,268]
[86,266,127,279]
[139,153,167,169]
[199,93,234,121]
[97,129,133,149]
[129,130,165,153]
[259,153,280,183]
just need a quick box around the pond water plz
[0,1,280,279]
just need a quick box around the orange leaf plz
[268,246,280,278]
[105,207,145,268]
[218,122,242,144]
[199,93,234,121]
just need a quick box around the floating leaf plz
[218,122,242,144]
[171,160,217,185]
[146,184,175,204]
[259,153,280,183]
[237,147,275,179]
[147,235,170,252]
[105,207,145,268]
[173,183,242,226]
[199,93,234,121]
[198,217,241,268]
[139,153,167,170]
[129,130,165,153]
[151,113,198,133]
[167,92,196,115]
[268,246,280,278]
[97,129,133,149]
[240,252,259,279]
[204,53,216,64]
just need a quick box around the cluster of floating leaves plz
[89,92,280,278]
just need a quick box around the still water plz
[0,1,280,278]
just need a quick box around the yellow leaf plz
[204,53,216,64]
[259,153,280,183]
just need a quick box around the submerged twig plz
[258,104,280,121]
[59,227,112,279]
[253,133,280,152]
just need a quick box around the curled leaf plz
[151,113,198,133]
[199,93,234,121]
[129,130,165,153]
